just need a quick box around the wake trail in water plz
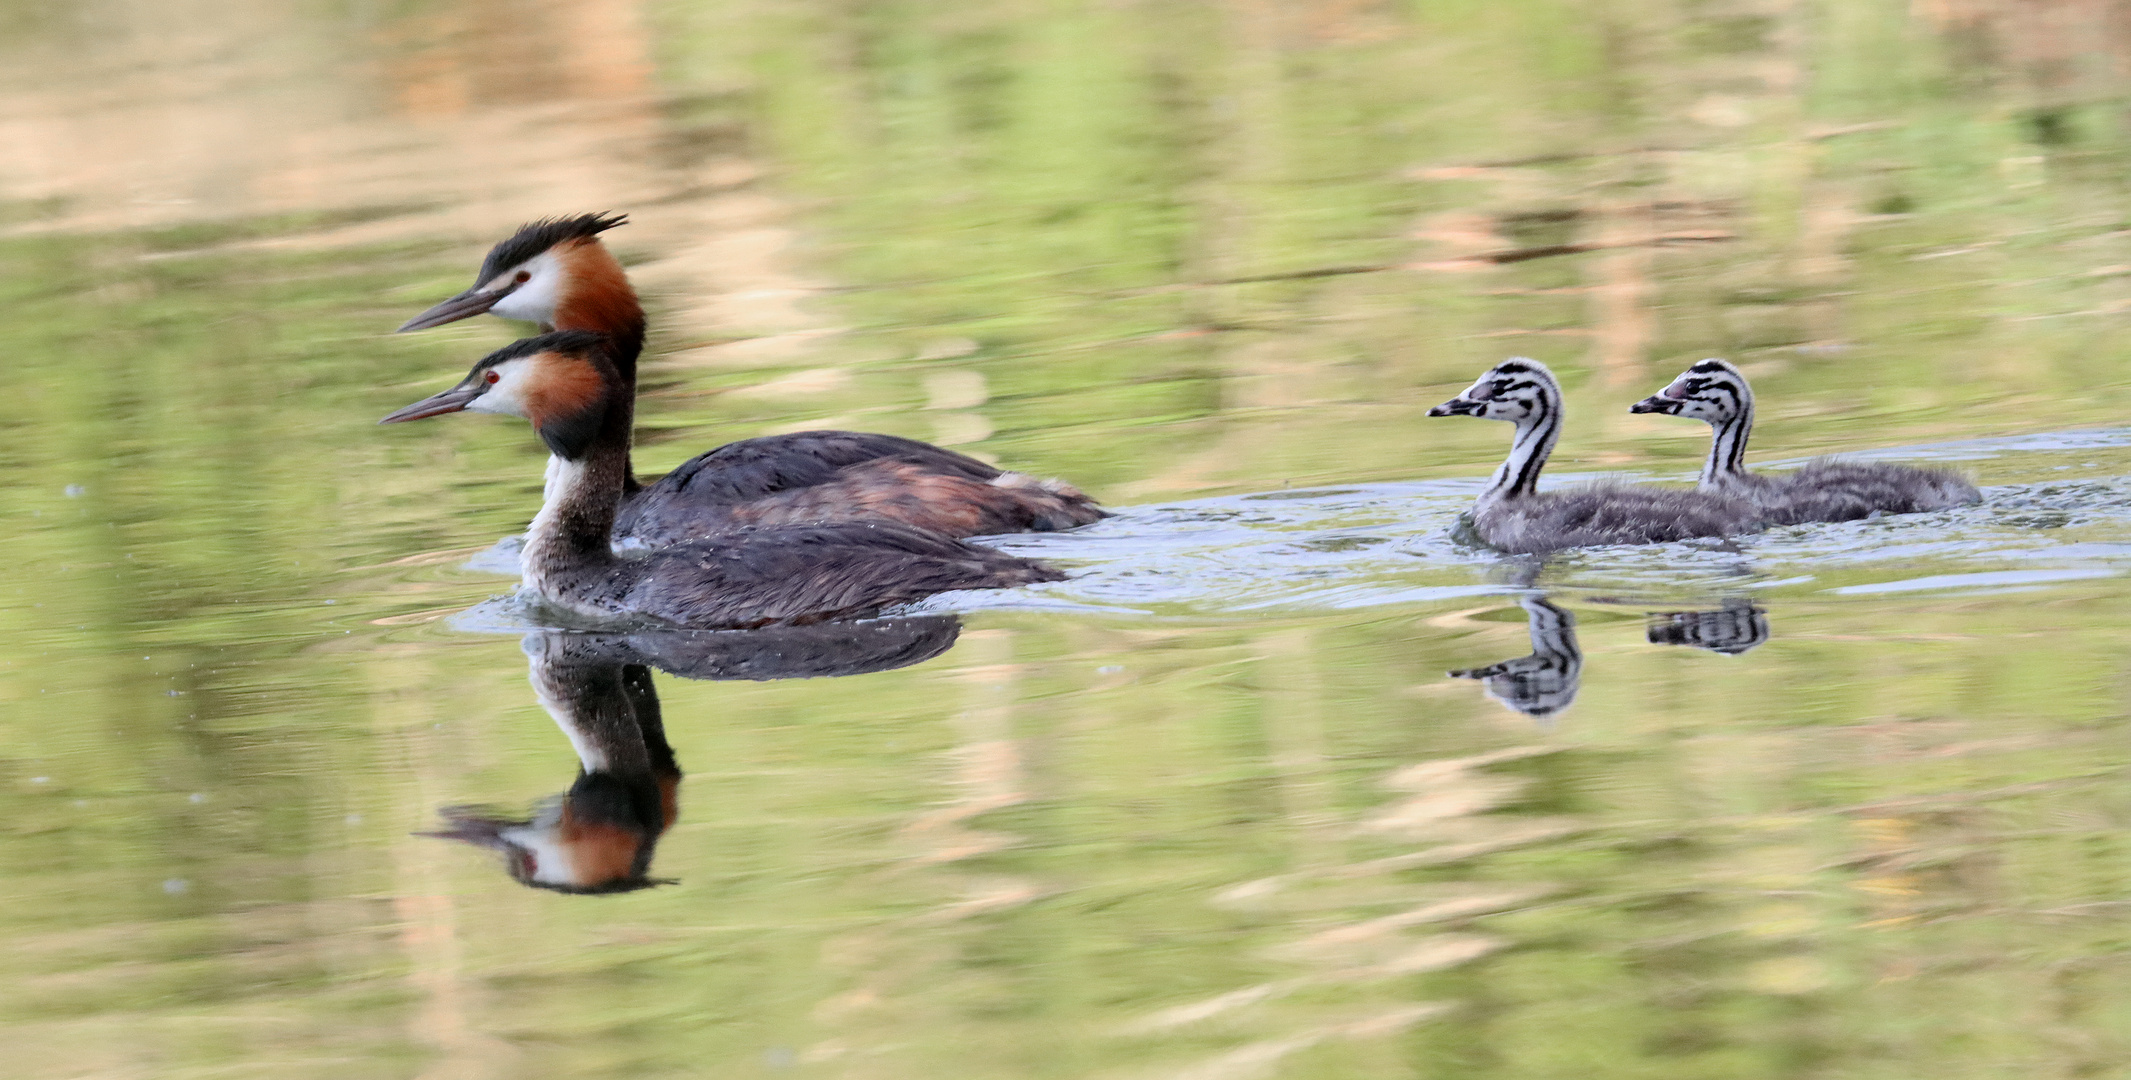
[442,427,2131,627]
[950,426,2131,615]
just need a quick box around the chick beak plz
[1629,384,1688,415]
[396,285,509,332]
[380,380,484,424]
[1428,397,1482,417]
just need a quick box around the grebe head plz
[380,330,618,458]
[397,213,629,332]
[1427,358,1561,424]
[1629,358,1749,423]
[424,801,669,895]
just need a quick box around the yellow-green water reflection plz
[5,0,2131,1077]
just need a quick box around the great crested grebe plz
[380,331,1064,628]
[426,633,679,893]
[1630,359,1981,524]
[1428,359,1766,553]
[397,214,1105,542]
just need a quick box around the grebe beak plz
[380,381,484,424]
[1428,397,1482,417]
[418,808,519,852]
[397,284,514,332]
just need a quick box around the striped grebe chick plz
[1630,359,1980,524]
[1428,359,1765,554]
[381,332,1064,628]
[397,214,1103,541]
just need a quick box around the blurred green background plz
[4,0,2131,1077]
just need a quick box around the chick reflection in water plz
[1448,597,1772,720]
[428,616,962,892]
[1645,598,1770,656]
[1449,595,1584,720]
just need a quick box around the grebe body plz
[1428,359,1765,554]
[1630,359,1980,524]
[382,332,1064,628]
[398,215,1103,541]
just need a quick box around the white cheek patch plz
[467,360,534,417]
[501,826,585,886]
[489,252,563,322]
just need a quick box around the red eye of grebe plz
[484,371,500,384]
[514,270,531,283]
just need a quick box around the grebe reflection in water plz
[1645,598,1770,656]
[426,617,962,892]
[1449,595,1584,721]
[1448,596,1774,720]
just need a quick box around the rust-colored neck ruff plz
[549,237,646,493]
[552,239,646,380]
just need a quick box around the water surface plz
[5,1,2131,1077]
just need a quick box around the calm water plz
[7,1,2131,1076]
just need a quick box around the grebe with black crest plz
[397,214,1104,542]
[381,331,1064,628]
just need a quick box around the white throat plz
[1487,404,1560,502]
[523,455,590,592]
[1700,387,1756,488]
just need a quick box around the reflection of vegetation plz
[2,0,2131,1076]
[655,0,2131,498]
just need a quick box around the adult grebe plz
[397,214,1104,541]
[1629,358,1980,524]
[381,331,1064,628]
[1428,358,1765,553]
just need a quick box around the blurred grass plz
[1,0,2130,1077]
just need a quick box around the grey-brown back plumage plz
[618,431,1105,544]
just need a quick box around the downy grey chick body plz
[1429,359,1765,554]
[1630,358,1980,524]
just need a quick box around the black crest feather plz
[466,330,603,374]
[477,213,628,284]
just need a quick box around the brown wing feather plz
[622,456,1105,542]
